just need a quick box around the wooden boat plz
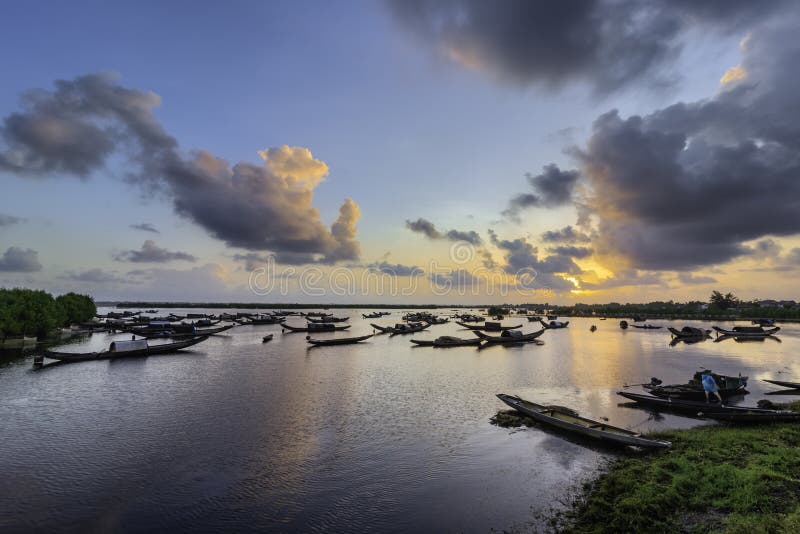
[144,324,235,339]
[752,318,776,326]
[362,312,382,319]
[668,326,711,338]
[457,321,522,331]
[282,323,351,333]
[526,315,543,322]
[644,371,748,400]
[497,394,670,449]
[539,319,569,329]
[714,334,781,344]
[712,325,780,337]
[306,334,373,346]
[410,336,482,347]
[43,336,209,362]
[617,391,800,423]
[619,320,629,329]
[248,315,285,325]
[307,316,349,323]
[262,334,273,343]
[590,325,597,332]
[546,315,558,320]
[631,324,662,330]
[371,322,430,334]
[455,314,484,322]
[474,329,545,344]
[763,379,800,389]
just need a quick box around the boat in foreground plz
[306,334,374,346]
[474,329,545,344]
[496,393,670,449]
[617,391,800,422]
[43,336,209,362]
[764,379,800,389]
[410,336,481,347]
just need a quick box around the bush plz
[0,288,66,339]
[55,292,96,326]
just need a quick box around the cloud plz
[582,269,666,290]
[573,19,800,271]
[547,246,593,259]
[0,214,23,227]
[677,272,718,285]
[368,261,424,277]
[61,268,131,284]
[405,217,482,244]
[502,165,580,221]
[489,230,580,291]
[540,226,591,244]
[387,0,784,93]
[0,246,42,272]
[233,252,272,271]
[114,240,196,263]
[429,268,480,288]
[0,73,360,263]
[130,222,159,233]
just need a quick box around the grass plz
[563,402,800,533]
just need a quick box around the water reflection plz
[0,311,797,532]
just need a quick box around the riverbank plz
[562,409,800,533]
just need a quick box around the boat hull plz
[43,336,209,362]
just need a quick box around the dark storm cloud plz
[233,252,272,271]
[114,240,196,263]
[571,19,800,271]
[540,226,591,244]
[503,165,580,221]
[0,246,42,272]
[0,214,23,227]
[677,272,718,285]
[547,246,593,259]
[582,270,665,290]
[0,73,360,263]
[489,230,580,291]
[405,217,482,245]
[388,0,784,93]
[130,223,159,233]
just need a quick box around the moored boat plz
[144,324,235,339]
[473,329,545,344]
[306,334,373,346]
[539,319,569,329]
[457,321,522,331]
[763,379,800,389]
[668,326,711,338]
[497,394,670,449]
[410,336,482,347]
[307,316,349,323]
[644,371,748,400]
[712,325,780,337]
[262,334,273,343]
[371,322,430,334]
[617,391,800,423]
[282,323,351,333]
[630,324,662,330]
[43,335,209,362]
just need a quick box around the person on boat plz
[701,372,723,403]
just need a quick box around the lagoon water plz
[1,309,798,532]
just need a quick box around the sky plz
[1,0,799,304]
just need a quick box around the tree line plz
[0,289,96,339]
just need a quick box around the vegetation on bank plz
[0,289,96,338]
[563,419,800,533]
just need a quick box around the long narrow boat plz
[307,316,349,323]
[43,336,209,362]
[247,316,285,325]
[306,334,373,346]
[539,319,569,329]
[410,336,481,347]
[497,394,671,449]
[764,379,800,389]
[282,323,350,333]
[371,322,430,334]
[668,326,711,338]
[456,321,522,331]
[712,325,780,337]
[714,334,782,344]
[630,324,662,330]
[144,324,235,339]
[617,391,800,422]
[474,329,545,344]
[644,371,748,400]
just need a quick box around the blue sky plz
[1,1,796,303]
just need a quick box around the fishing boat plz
[247,315,285,325]
[371,322,430,334]
[644,371,748,400]
[474,329,545,344]
[454,314,484,323]
[496,394,670,449]
[456,321,522,331]
[539,319,569,329]
[619,320,629,329]
[668,326,711,338]
[631,324,662,330]
[307,316,349,323]
[617,391,800,423]
[282,323,351,333]
[713,334,782,343]
[763,379,800,389]
[262,334,273,343]
[712,325,780,337]
[143,324,235,339]
[546,315,558,320]
[590,325,597,332]
[362,312,385,319]
[752,318,776,326]
[43,336,209,362]
[410,336,481,347]
[306,334,374,346]
[526,315,543,322]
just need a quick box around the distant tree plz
[55,292,96,326]
[709,290,739,310]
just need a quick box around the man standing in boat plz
[702,372,724,404]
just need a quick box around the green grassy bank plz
[564,414,800,532]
